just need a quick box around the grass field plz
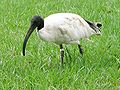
[0,0,120,90]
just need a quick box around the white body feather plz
[38,13,99,45]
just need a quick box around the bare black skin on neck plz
[23,16,44,56]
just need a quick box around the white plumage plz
[23,13,102,65]
[39,13,100,44]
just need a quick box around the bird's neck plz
[37,28,50,42]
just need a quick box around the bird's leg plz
[78,44,83,55]
[60,44,64,66]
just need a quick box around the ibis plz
[23,13,102,65]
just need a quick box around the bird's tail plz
[85,20,102,35]
[94,22,102,29]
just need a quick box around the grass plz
[0,0,120,90]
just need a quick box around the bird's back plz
[44,13,88,27]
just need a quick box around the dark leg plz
[78,44,83,55]
[60,44,64,65]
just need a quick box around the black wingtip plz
[97,23,102,28]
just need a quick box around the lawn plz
[0,0,120,90]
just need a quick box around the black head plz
[31,16,44,31]
[22,16,44,56]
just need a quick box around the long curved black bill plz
[23,24,36,56]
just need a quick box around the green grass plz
[0,0,120,90]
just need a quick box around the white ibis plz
[23,13,102,65]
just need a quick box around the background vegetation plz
[0,0,120,89]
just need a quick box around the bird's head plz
[23,16,44,56]
[31,16,44,31]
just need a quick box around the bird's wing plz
[43,13,93,44]
[57,15,89,41]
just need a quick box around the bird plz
[23,13,102,65]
